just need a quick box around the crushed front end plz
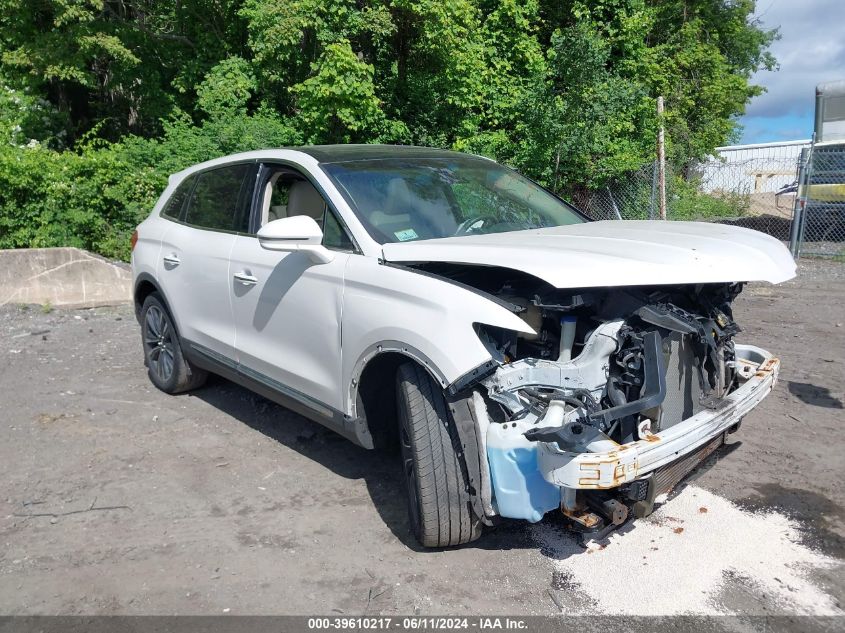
[471,281,779,533]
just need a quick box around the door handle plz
[233,271,258,286]
[163,254,181,266]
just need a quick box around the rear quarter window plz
[184,164,252,232]
[160,176,196,221]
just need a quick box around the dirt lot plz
[1,260,844,617]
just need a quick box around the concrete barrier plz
[0,248,132,308]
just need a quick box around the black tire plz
[396,362,482,547]
[140,292,207,394]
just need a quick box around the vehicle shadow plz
[189,375,745,556]
[188,375,537,553]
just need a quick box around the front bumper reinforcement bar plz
[537,344,779,490]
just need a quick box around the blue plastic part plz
[487,443,561,522]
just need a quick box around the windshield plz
[321,156,586,244]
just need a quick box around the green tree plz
[291,41,406,143]
[0,0,245,142]
[196,56,256,118]
[0,0,780,260]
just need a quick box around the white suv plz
[132,145,795,547]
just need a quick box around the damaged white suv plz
[132,146,795,547]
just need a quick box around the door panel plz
[230,236,349,410]
[159,223,236,358]
[156,163,255,361]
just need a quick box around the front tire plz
[140,292,207,394]
[396,362,482,547]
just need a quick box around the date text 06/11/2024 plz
[307,617,529,630]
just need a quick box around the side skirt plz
[182,339,374,449]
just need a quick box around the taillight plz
[130,229,139,251]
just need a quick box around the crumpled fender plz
[341,256,532,415]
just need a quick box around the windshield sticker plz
[394,228,418,241]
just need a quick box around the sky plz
[738,0,845,144]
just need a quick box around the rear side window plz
[184,164,251,232]
[160,176,196,220]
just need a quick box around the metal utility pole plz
[657,96,667,220]
[790,137,816,259]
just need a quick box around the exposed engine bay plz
[407,262,778,535]
[477,279,743,444]
[416,262,744,442]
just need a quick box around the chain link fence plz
[794,142,845,258]
[570,141,811,248]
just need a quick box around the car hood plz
[381,220,796,288]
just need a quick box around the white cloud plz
[741,0,845,137]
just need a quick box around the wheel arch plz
[133,273,178,328]
[350,342,448,411]
[134,273,157,312]
[351,344,448,450]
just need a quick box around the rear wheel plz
[396,362,482,547]
[140,293,207,394]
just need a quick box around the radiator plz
[656,332,704,431]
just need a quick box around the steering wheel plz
[455,215,498,236]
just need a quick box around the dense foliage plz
[0,0,775,260]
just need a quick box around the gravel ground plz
[0,259,843,618]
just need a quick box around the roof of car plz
[168,145,492,183]
[294,144,480,163]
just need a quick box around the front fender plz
[341,256,532,415]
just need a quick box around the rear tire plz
[396,362,482,547]
[140,292,207,394]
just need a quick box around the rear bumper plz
[537,344,779,490]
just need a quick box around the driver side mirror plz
[257,216,335,264]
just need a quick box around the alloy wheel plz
[144,305,175,383]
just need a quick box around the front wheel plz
[140,292,207,394]
[396,362,482,547]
